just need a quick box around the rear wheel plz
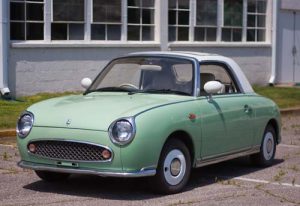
[151,139,191,194]
[251,125,276,167]
[35,171,70,182]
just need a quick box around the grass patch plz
[0,92,79,129]
[0,86,299,130]
[253,86,300,109]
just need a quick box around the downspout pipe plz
[0,0,11,99]
[269,0,278,85]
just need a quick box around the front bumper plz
[18,161,156,178]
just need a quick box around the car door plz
[198,62,254,159]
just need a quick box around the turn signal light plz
[102,149,111,160]
[28,143,36,153]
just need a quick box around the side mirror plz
[204,81,223,101]
[81,78,92,89]
[204,81,223,94]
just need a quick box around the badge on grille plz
[66,119,72,126]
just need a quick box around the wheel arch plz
[267,118,280,144]
[163,130,196,167]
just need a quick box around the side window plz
[200,63,239,95]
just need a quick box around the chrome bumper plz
[18,161,156,178]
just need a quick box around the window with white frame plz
[247,0,267,42]
[168,0,190,41]
[9,0,269,43]
[194,0,217,41]
[91,0,122,40]
[222,0,243,42]
[10,0,44,40]
[127,0,155,41]
[168,0,268,43]
[51,0,85,40]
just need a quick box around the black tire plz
[151,139,191,194]
[250,125,277,167]
[35,171,70,182]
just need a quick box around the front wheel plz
[151,139,191,194]
[251,125,276,167]
[35,171,70,182]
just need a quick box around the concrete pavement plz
[0,113,299,206]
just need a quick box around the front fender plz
[120,100,201,172]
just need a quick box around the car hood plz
[28,92,192,131]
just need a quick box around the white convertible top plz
[128,51,254,93]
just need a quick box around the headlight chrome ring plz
[108,117,136,146]
[17,111,34,138]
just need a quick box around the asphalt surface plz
[0,114,300,206]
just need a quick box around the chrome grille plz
[28,140,111,162]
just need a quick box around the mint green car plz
[17,52,281,194]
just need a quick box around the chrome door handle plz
[244,105,252,114]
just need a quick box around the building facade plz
[0,0,299,97]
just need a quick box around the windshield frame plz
[84,55,199,97]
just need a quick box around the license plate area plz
[56,161,79,168]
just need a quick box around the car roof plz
[128,51,218,60]
[127,51,254,93]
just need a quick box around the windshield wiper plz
[129,89,190,96]
[84,87,135,95]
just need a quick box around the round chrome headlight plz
[17,112,34,138]
[109,118,136,146]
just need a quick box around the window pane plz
[169,26,176,41]
[257,0,266,13]
[27,23,43,40]
[207,28,217,41]
[232,29,242,41]
[69,24,84,40]
[224,0,243,26]
[222,28,231,41]
[178,0,190,9]
[169,10,176,25]
[142,0,154,7]
[53,0,84,22]
[51,23,67,40]
[91,24,105,40]
[10,2,25,21]
[169,0,177,9]
[194,27,205,41]
[128,8,140,23]
[196,0,217,26]
[107,25,121,40]
[142,9,154,24]
[247,29,255,41]
[257,29,265,41]
[178,11,189,25]
[177,27,189,41]
[128,26,140,40]
[247,0,256,12]
[142,26,154,41]
[26,3,44,21]
[128,0,140,7]
[173,64,193,82]
[247,15,256,27]
[93,0,121,23]
[257,15,266,27]
[10,22,25,40]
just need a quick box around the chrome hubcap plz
[263,132,274,160]
[163,149,186,186]
[170,158,181,176]
[266,139,272,153]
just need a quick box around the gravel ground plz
[0,114,299,206]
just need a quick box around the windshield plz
[87,57,195,96]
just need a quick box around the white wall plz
[9,47,160,96]
[9,46,271,96]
